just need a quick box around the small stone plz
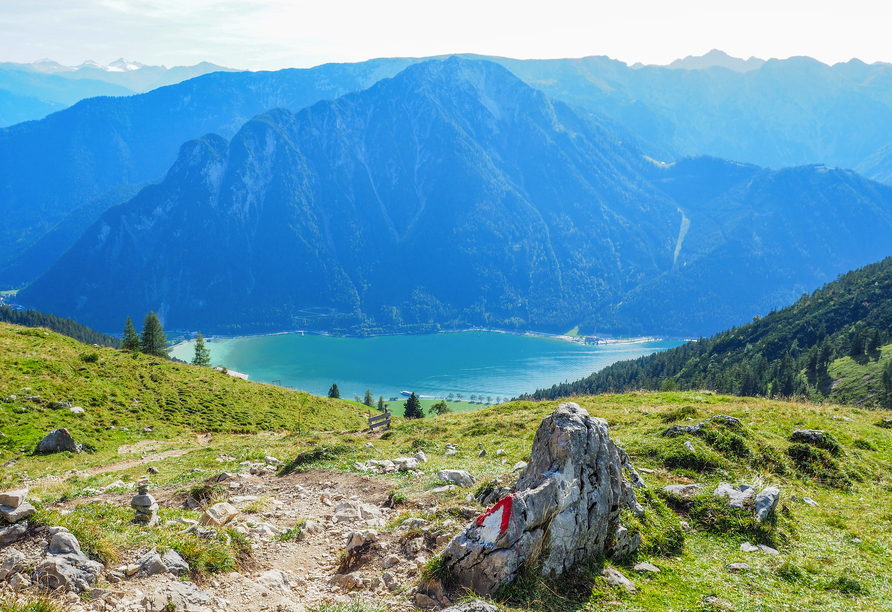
[758,544,780,556]
[147,466,160,474]
[438,469,475,488]
[802,496,819,507]
[512,461,527,472]
[302,520,323,535]
[602,567,636,593]
[200,502,239,526]
[633,562,660,574]
[161,549,190,575]
[0,502,35,523]
[414,451,428,463]
[754,487,780,522]
[382,554,400,569]
[713,482,756,508]
[662,484,700,497]
[684,440,696,452]
[478,449,486,458]
[48,526,69,536]
[0,489,28,508]
[740,542,759,553]
[726,563,751,572]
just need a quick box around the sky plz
[1,0,890,71]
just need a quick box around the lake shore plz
[170,325,672,350]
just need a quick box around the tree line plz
[522,257,892,407]
[0,305,119,347]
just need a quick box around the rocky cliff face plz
[20,57,679,332]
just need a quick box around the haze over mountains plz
[2,50,892,338]
[0,58,236,126]
[16,57,892,338]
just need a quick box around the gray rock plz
[683,440,696,452]
[8,572,30,590]
[382,571,399,591]
[415,593,439,609]
[257,569,293,590]
[0,522,27,544]
[147,466,160,474]
[443,403,642,596]
[439,598,500,611]
[137,549,167,576]
[512,461,528,472]
[0,489,27,508]
[0,548,26,580]
[662,415,742,437]
[758,544,780,556]
[414,451,428,463]
[393,457,419,471]
[603,567,636,593]
[740,541,759,553]
[726,563,752,572]
[662,484,700,497]
[607,525,641,561]
[345,529,377,555]
[438,469,475,488]
[633,562,660,574]
[142,581,210,611]
[754,487,780,522]
[302,520,323,535]
[36,428,81,454]
[49,532,82,555]
[161,549,190,575]
[713,482,756,508]
[802,497,819,507]
[48,526,69,536]
[36,532,103,592]
[0,502,35,523]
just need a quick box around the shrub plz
[787,443,852,489]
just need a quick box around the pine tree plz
[328,384,340,399]
[192,331,211,367]
[140,311,169,357]
[377,396,385,412]
[122,316,140,352]
[403,392,423,419]
[363,389,374,407]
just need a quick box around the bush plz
[787,443,852,489]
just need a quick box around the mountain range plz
[17,58,892,338]
[0,59,236,127]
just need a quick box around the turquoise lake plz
[170,332,681,401]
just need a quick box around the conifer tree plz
[140,311,169,357]
[328,384,340,399]
[378,396,385,411]
[192,331,211,367]
[122,316,140,352]
[363,389,374,407]
[403,392,424,419]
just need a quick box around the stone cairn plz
[131,478,159,526]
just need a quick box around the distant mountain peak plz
[667,49,765,72]
[107,58,146,72]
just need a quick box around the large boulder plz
[36,428,81,454]
[35,532,103,592]
[443,403,642,596]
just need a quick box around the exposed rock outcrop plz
[35,532,104,592]
[442,403,643,596]
[36,428,81,454]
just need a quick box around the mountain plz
[1,58,236,94]
[856,143,892,185]
[667,49,765,72]
[478,54,892,174]
[7,52,892,285]
[0,88,65,127]
[0,180,158,289]
[523,256,892,407]
[18,57,682,333]
[0,59,236,127]
[596,158,892,335]
[18,58,892,339]
[0,58,417,272]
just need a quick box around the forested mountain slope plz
[18,57,682,333]
[18,59,892,338]
[524,257,892,406]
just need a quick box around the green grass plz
[3,321,892,610]
[0,321,368,476]
[827,344,892,407]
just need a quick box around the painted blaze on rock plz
[443,402,643,596]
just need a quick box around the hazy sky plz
[1,0,889,70]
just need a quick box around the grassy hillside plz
[2,319,892,611]
[0,321,367,467]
